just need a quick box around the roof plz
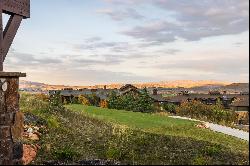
[230,96,249,107]
[120,84,138,91]
[165,94,242,102]
[150,94,168,102]
[48,89,114,100]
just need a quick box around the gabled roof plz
[120,84,138,91]
[150,94,168,102]
[165,94,241,103]
[230,96,249,107]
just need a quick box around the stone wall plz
[0,72,25,165]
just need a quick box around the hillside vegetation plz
[20,93,249,165]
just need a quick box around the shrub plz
[100,100,108,108]
[176,100,237,126]
[136,88,154,113]
[20,93,49,113]
[52,147,79,161]
[87,94,101,107]
[162,103,177,114]
[108,91,120,109]
[49,91,64,111]
[70,97,80,104]
[120,93,137,111]
[78,95,91,106]
[20,92,60,129]
[108,89,154,113]
[36,93,49,102]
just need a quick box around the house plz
[149,89,168,104]
[49,88,112,103]
[209,91,221,95]
[165,94,238,108]
[119,84,168,104]
[119,84,139,96]
[230,96,249,125]
[230,95,249,111]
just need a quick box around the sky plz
[3,0,249,86]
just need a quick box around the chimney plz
[104,85,107,90]
[153,89,158,95]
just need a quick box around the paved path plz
[169,116,249,141]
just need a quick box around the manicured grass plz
[66,104,197,129]
[66,104,249,154]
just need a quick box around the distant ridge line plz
[18,80,243,91]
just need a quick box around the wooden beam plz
[1,0,30,18]
[0,10,3,71]
[2,14,23,62]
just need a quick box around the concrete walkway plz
[169,116,249,141]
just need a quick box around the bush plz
[71,97,80,104]
[100,100,108,108]
[87,94,101,107]
[20,93,49,113]
[176,100,237,126]
[108,91,120,109]
[52,147,79,161]
[49,91,64,111]
[20,92,60,129]
[78,95,91,106]
[136,88,154,113]
[108,89,154,113]
[78,94,101,107]
[163,103,177,114]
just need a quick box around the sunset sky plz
[3,0,249,86]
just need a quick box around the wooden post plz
[0,10,3,71]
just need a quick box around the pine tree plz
[137,88,154,113]
[108,91,119,109]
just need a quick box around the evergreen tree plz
[137,88,154,113]
[108,91,119,109]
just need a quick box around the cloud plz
[103,0,145,6]
[119,0,249,43]
[74,38,131,51]
[97,8,144,21]
[70,57,122,66]
[85,37,102,43]
[6,52,62,67]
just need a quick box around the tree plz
[108,91,119,109]
[136,88,154,113]
[78,95,91,106]
[107,89,155,113]
[121,92,137,111]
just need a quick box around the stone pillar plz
[0,72,26,165]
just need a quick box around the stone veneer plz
[0,72,26,165]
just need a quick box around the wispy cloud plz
[6,52,62,67]
[105,0,249,43]
[97,8,144,21]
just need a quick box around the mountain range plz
[20,80,249,93]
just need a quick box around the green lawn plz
[66,104,249,154]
